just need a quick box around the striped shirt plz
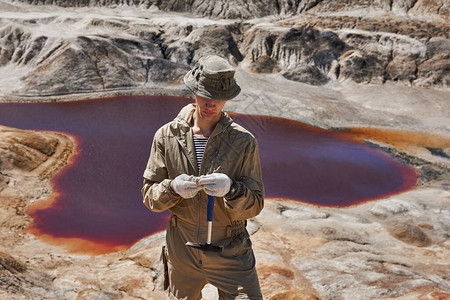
[193,136,209,172]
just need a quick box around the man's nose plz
[205,101,216,108]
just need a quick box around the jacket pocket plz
[221,231,251,257]
[220,231,256,269]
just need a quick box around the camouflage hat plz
[184,55,241,100]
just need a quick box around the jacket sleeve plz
[224,139,264,220]
[141,129,182,212]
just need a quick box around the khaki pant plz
[162,216,262,300]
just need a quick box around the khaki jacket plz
[142,104,264,229]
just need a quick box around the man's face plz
[194,95,227,120]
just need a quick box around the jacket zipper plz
[174,134,203,246]
[174,135,198,176]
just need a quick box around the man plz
[142,55,264,299]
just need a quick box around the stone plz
[0,252,27,273]
[386,221,432,247]
[250,55,280,73]
[281,208,329,220]
[415,53,450,87]
[75,289,122,300]
[369,199,414,218]
[337,50,382,83]
[177,24,244,64]
[0,127,58,171]
[281,65,330,85]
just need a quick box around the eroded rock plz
[1,3,449,98]
[12,0,450,20]
[0,252,27,273]
[281,65,330,85]
[0,125,73,179]
[0,127,59,171]
[250,55,280,73]
[386,220,432,247]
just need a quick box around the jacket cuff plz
[224,179,242,200]
[167,180,179,197]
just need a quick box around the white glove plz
[198,173,232,197]
[170,174,201,198]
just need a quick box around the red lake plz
[0,96,417,253]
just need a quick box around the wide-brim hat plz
[184,55,241,101]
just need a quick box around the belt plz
[225,221,247,238]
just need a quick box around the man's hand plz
[198,173,232,197]
[170,174,202,198]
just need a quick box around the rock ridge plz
[0,5,449,99]
[11,0,450,20]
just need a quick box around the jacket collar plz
[174,103,233,139]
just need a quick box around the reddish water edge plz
[0,96,417,253]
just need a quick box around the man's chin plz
[202,112,217,118]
